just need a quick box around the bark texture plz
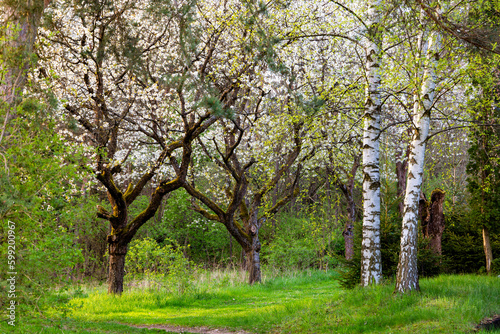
[395,16,441,293]
[107,242,128,294]
[361,0,382,286]
[1,1,51,147]
[331,155,360,261]
[246,213,263,284]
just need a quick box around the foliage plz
[466,55,500,230]
[0,92,87,314]
[442,208,500,274]
[125,237,197,295]
[262,210,343,271]
[136,189,237,266]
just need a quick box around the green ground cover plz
[2,270,499,333]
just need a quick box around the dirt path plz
[125,323,254,334]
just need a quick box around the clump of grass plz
[194,266,248,289]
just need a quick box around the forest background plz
[1,0,500,325]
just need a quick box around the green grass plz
[2,271,499,333]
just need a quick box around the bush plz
[136,189,235,267]
[261,212,343,271]
[125,237,197,294]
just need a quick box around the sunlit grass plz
[272,274,500,333]
[4,271,499,333]
[65,269,338,332]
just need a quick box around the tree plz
[360,0,383,286]
[37,0,264,294]
[419,188,446,256]
[415,0,500,55]
[395,5,442,292]
[0,0,86,307]
[328,151,361,260]
[184,103,308,284]
[37,0,288,293]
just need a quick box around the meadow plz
[2,269,499,334]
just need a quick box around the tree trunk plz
[425,189,445,256]
[395,146,410,217]
[1,2,50,146]
[482,226,493,274]
[343,193,356,261]
[395,19,441,293]
[246,244,261,285]
[246,213,262,284]
[107,241,128,295]
[0,2,50,102]
[361,0,382,286]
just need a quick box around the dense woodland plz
[1,0,500,305]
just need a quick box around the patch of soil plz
[476,315,500,332]
[125,323,254,334]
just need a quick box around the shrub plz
[261,212,343,271]
[125,237,197,294]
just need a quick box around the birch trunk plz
[395,23,441,293]
[361,0,383,286]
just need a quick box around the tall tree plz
[185,104,308,284]
[395,6,442,293]
[361,0,383,286]
[38,0,261,294]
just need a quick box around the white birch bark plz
[361,0,382,286]
[395,17,442,293]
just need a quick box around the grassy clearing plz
[2,270,499,333]
[63,269,338,333]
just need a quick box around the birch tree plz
[361,0,383,286]
[395,8,442,293]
